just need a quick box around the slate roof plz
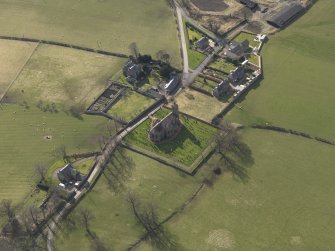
[239,0,258,9]
[267,3,304,28]
[197,37,210,51]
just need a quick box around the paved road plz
[46,104,163,251]
[175,3,189,77]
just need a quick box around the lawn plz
[0,40,37,96]
[0,0,181,67]
[183,19,207,69]
[187,26,203,41]
[7,44,126,108]
[247,53,260,66]
[55,148,200,251]
[125,108,217,166]
[107,91,155,122]
[162,129,335,251]
[233,31,259,48]
[226,0,335,140]
[174,88,227,122]
[209,58,237,73]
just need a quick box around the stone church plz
[149,103,182,144]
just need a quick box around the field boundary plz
[0,42,40,103]
[245,125,335,146]
[0,36,129,58]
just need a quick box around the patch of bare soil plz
[191,0,228,12]
[207,229,235,249]
[43,135,53,140]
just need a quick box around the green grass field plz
[126,108,217,166]
[162,129,335,251]
[7,44,126,108]
[0,0,181,67]
[209,58,237,73]
[0,40,37,96]
[55,148,200,251]
[107,91,155,122]
[0,41,125,205]
[226,0,335,140]
[0,104,108,203]
[174,89,227,122]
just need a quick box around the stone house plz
[228,66,245,85]
[57,163,83,184]
[212,79,232,98]
[222,39,249,60]
[149,103,182,144]
[123,61,144,84]
[196,37,210,52]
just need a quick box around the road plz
[175,3,189,78]
[46,103,163,251]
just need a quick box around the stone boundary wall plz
[248,125,335,146]
[0,36,129,58]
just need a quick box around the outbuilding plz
[267,3,304,28]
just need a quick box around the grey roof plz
[163,76,179,93]
[229,67,245,83]
[197,37,209,51]
[267,3,304,28]
[239,0,257,9]
[213,79,231,97]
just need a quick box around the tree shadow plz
[103,147,135,193]
[147,226,184,251]
[156,125,200,154]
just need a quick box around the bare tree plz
[0,199,16,223]
[79,207,94,234]
[156,50,171,64]
[35,164,48,182]
[128,42,139,60]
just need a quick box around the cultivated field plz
[173,88,227,122]
[126,108,217,166]
[0,0,181,67]
[226,0,335,140]
[55,148,200,251]
[163,129,335,250]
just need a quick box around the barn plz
[267,3,304,28]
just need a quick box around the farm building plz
[222,39,249,60]
[196,37,210,52]
[239,0,258,10]
[162,75,180,94]
[213,79,232,98]
[267,3,304,28]
[123,61,145,84]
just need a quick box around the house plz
[196,37,209,52]
[149,103,182,144]
[123,61,144,84]
[267,3,304,28]
[239,0,258,10]
[57,163,83,185]
[212,79,232,98]
[223,39,249,60]
[162,75,180,95]
[228,66,245,85]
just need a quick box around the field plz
[0,40,37,97]
[125,108,217,166]
[0,41,125,205]
[226,0,335,140]
[162,129,335,251]
[0,0,181,67]
[55,148,200,251]
[107,91,155,122]
[6,44,126,108]
[174,88,227,122]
